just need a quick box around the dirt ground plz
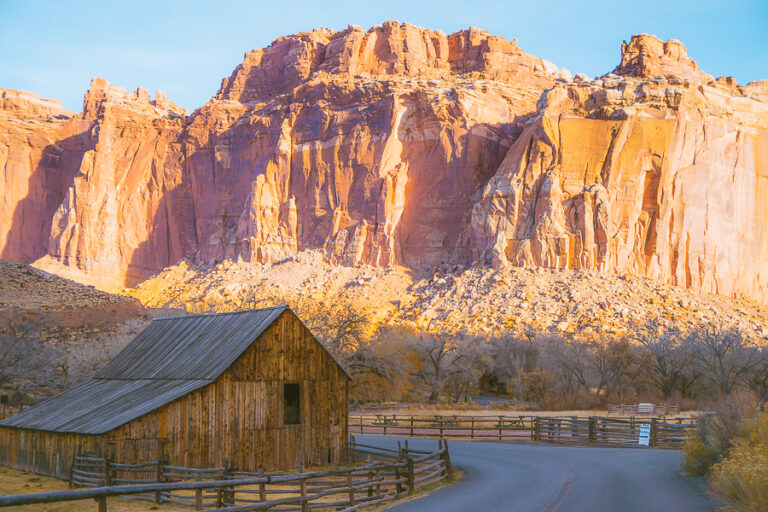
[0,467,188,512]
[0,465,459,512]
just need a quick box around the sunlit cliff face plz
[1,26,768,305]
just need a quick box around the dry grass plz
[0,465,461,512]
[0,466,188,512]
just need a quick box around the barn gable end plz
[0,307,349,478]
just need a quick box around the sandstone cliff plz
[470,69,768,302]
[1,26,767,305]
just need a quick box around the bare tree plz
[412,333,466,402]
[633,318,695,399]
[688,325,761,397]
[290,298,369,361]
[541,335,591,404]
[0,308,56,387]
[746,347,768,401]
[590,337,640,402]
[445,341,485,403]
[489,331,537,401]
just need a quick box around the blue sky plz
[1,0,766,112]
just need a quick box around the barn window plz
[284,383,300,425]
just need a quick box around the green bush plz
[710,410,768,512]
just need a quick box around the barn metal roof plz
[0,306,317,434]
[95,306,287,380]
[0,378,210,434]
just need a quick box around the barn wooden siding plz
[0,428,101,479]
[0,309,348,479]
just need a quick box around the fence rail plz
[607,403,680,416]
[0,439,452,511]
[350,414,696,448]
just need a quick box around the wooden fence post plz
[367,466,374,497]
[350,436,356,464]
[588,417,596,443]
[410,416,414,437]
[394,465,403,495]
[533,417,540,441]
[347,469,356,507]
[194,472,202,511]
[216,468,224,508]
[94,456,109,512]
[471,418,475,439]
[299,466,308,512]
[154,458,164,504]
[441,440,453,480]
[257,467,266,502]
[406,458,415,494]
[651,418,658,447]
[223,461,234,506]
[103,456,112,487]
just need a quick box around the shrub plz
[683,414,735,476]
[682,396,758,476]
[710,409,768,512]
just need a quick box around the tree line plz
[297,305,768,409]
[3,300,766,410]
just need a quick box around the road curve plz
[358,436,717,512]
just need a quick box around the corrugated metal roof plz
[0,378,210,434]
[0,306,292,434]
[95,306,288,380]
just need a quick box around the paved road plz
[359,436,717,512]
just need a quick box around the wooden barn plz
[0,306,350,479]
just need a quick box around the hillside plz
[128,250,768,342]
[0,23,767,306]
[0,259,136,311]
[0,260,162,402]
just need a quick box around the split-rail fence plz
[0,439,451,511]
[350,413,696,448]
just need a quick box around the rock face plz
[144,22,560,273]
[612,34,713,82]
[43,79,190,288]
[0,80,191,290]
[470,74,768,302]
[1,24,768,304]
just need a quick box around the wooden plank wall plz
[105,310,348,471]
[0,310,348,478]
[0,427,101,479]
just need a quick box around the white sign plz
[638,423,651,446]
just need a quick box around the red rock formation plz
[1,80,191,290]
[39,79,191,289]
[1,23,767,306]
[0,89,89,262]
[471,75,768,302]
[612,33,713,82]
[181,22,559,271]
